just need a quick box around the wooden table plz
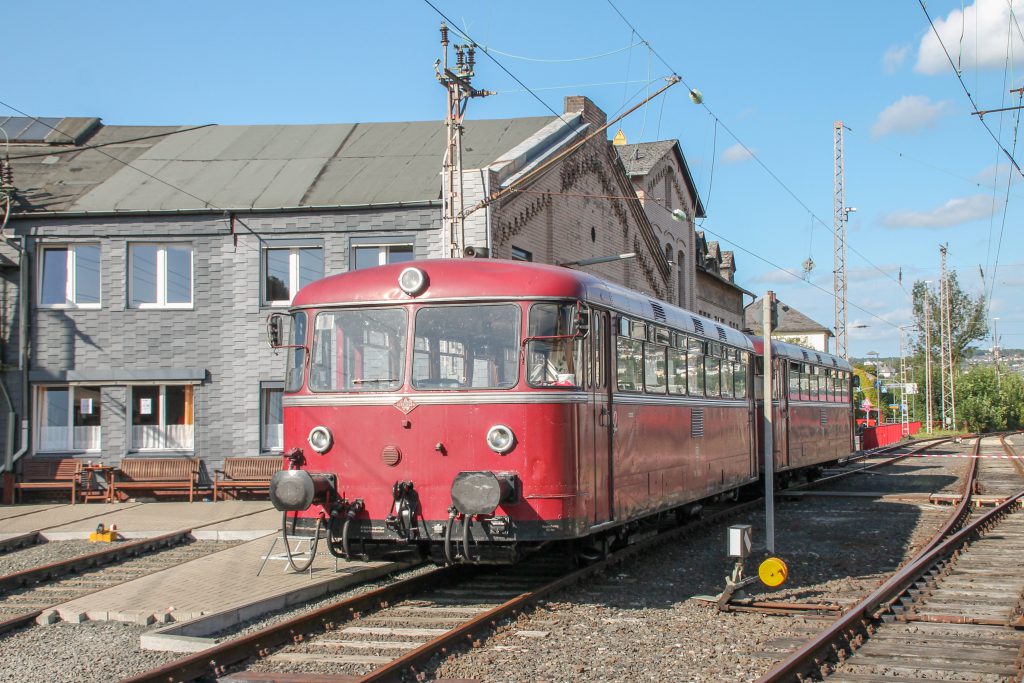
[80,464,115,503]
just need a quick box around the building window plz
[511,246,533,262]
[37,386,101,452]
[130,385,194,450]
[263,246,323,305]
[39,244,101,307]
[129,244,193,308]
[261,386,283,452]
[352,243,414,270]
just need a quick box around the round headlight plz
[308,426,333,453]
[486,424,515,454]
[398,267,428,296]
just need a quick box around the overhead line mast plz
[939,244,956,430]
[436,23,493,258]
[833,121,849,359]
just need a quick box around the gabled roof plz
[7,116,557,215]
[744,298,833,336]
[614,139,706,218]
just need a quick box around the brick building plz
[1,97,719,478]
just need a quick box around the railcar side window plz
[788,362,800,398]
[644,344,667,394]
[687,337,705,396]
[309,308,407,392]
[285,312,307,392]
[413,305,519,390]
[720,353,734,398]
[527,303,583,388]
[704,351,721,398]
[667,344,686,395]
[734,353,747,399]
[800,366,810,401]
[616,337,643,391]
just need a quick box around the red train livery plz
[268,259,854,564]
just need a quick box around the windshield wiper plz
[352,378,398,384]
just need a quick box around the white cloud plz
[883,45,910,73]
[721,143,755,164]
[871,95,951,138]
[880,194,994,228]
[973,163,1021,186]
[916,0,1024,75]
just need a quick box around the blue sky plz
[5,1,1022,357]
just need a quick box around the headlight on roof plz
[486,424,515,454]
[398,267,428,296]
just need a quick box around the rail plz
[0,528,193,595]
[756,434,1023,682]
[124,438,933,683]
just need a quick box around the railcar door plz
[775,358,791,469]
[587,309,613,524]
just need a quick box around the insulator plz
[0,158,12,191]
[456,46,465,69]
[440,22,448,45]
[467,45,476,69]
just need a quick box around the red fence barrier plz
[861,421,921,449]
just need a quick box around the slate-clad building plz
[0,97,743,481]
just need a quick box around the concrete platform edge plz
[139,559,415,652]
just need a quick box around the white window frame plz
[35,385,102,453]
[128,243,194,309]
[128,384,195,451]
[351,242,414,270]
[38,244,102,309]
[260,385,284,453]
[262,246,323,306]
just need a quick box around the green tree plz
[957,366,1004,432]
[909,274,987,429]
[998,372,1024,430]
[911,274,987,368]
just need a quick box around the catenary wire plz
[421,0,583,135]
[480,41,643,63]
[917,0,1024,177]
[495,78,651,94]
[0,101,273,255]
[605,0,907,295]
[508,187,899,330]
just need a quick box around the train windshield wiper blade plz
[352,378,398,384]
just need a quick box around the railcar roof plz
[292,259,753,350]
[750,337,853,371]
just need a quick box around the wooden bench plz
[213,457,282,501]
[13,458,82,504]
[112,457,202,502]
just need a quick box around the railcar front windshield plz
[412,304,519,390]
[285,311,307,392]
[309,308,407,392]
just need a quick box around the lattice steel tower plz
[833,121,849,359]
[939,244,956,429]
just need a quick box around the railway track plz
[759,433,1024,682]
[121,437,952,683]
[0,531,236,636]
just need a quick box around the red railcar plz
[268,259,853,564]
[751,339,856,482]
